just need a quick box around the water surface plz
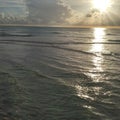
[0,26,120,120]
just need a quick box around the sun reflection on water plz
[75,28,106,102]
[91,28,106,73]
[91,28,105,53]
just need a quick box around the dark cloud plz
[25,0,72,25]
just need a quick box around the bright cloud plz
[0,0,119,26]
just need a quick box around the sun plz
[93,0,111,12]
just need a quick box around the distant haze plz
[0,0,120,26]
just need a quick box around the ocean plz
[0,26,120,120]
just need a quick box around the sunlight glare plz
[91,28,105,52]
[93,0,111,12]
[89,28,106,79]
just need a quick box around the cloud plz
[0,0,26,8]
[0,0,120,26]
[25,0,72,25]
[59,0,120,26]
[0,0,28,24]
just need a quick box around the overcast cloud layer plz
[0,0,120,26]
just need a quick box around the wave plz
[51,46,120,58]
[0,32,32,37]
[0,39,119,58]
[108,40,120,42]
[50,31,64,34]
[0,39,120,45]
[107,33,120,36]
[52,46,95,55]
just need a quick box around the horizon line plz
[0,24,120,28]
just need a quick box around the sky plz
[0,0,120,26]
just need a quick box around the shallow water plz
[0,26,120,120]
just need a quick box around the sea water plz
[0,26,120,120]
